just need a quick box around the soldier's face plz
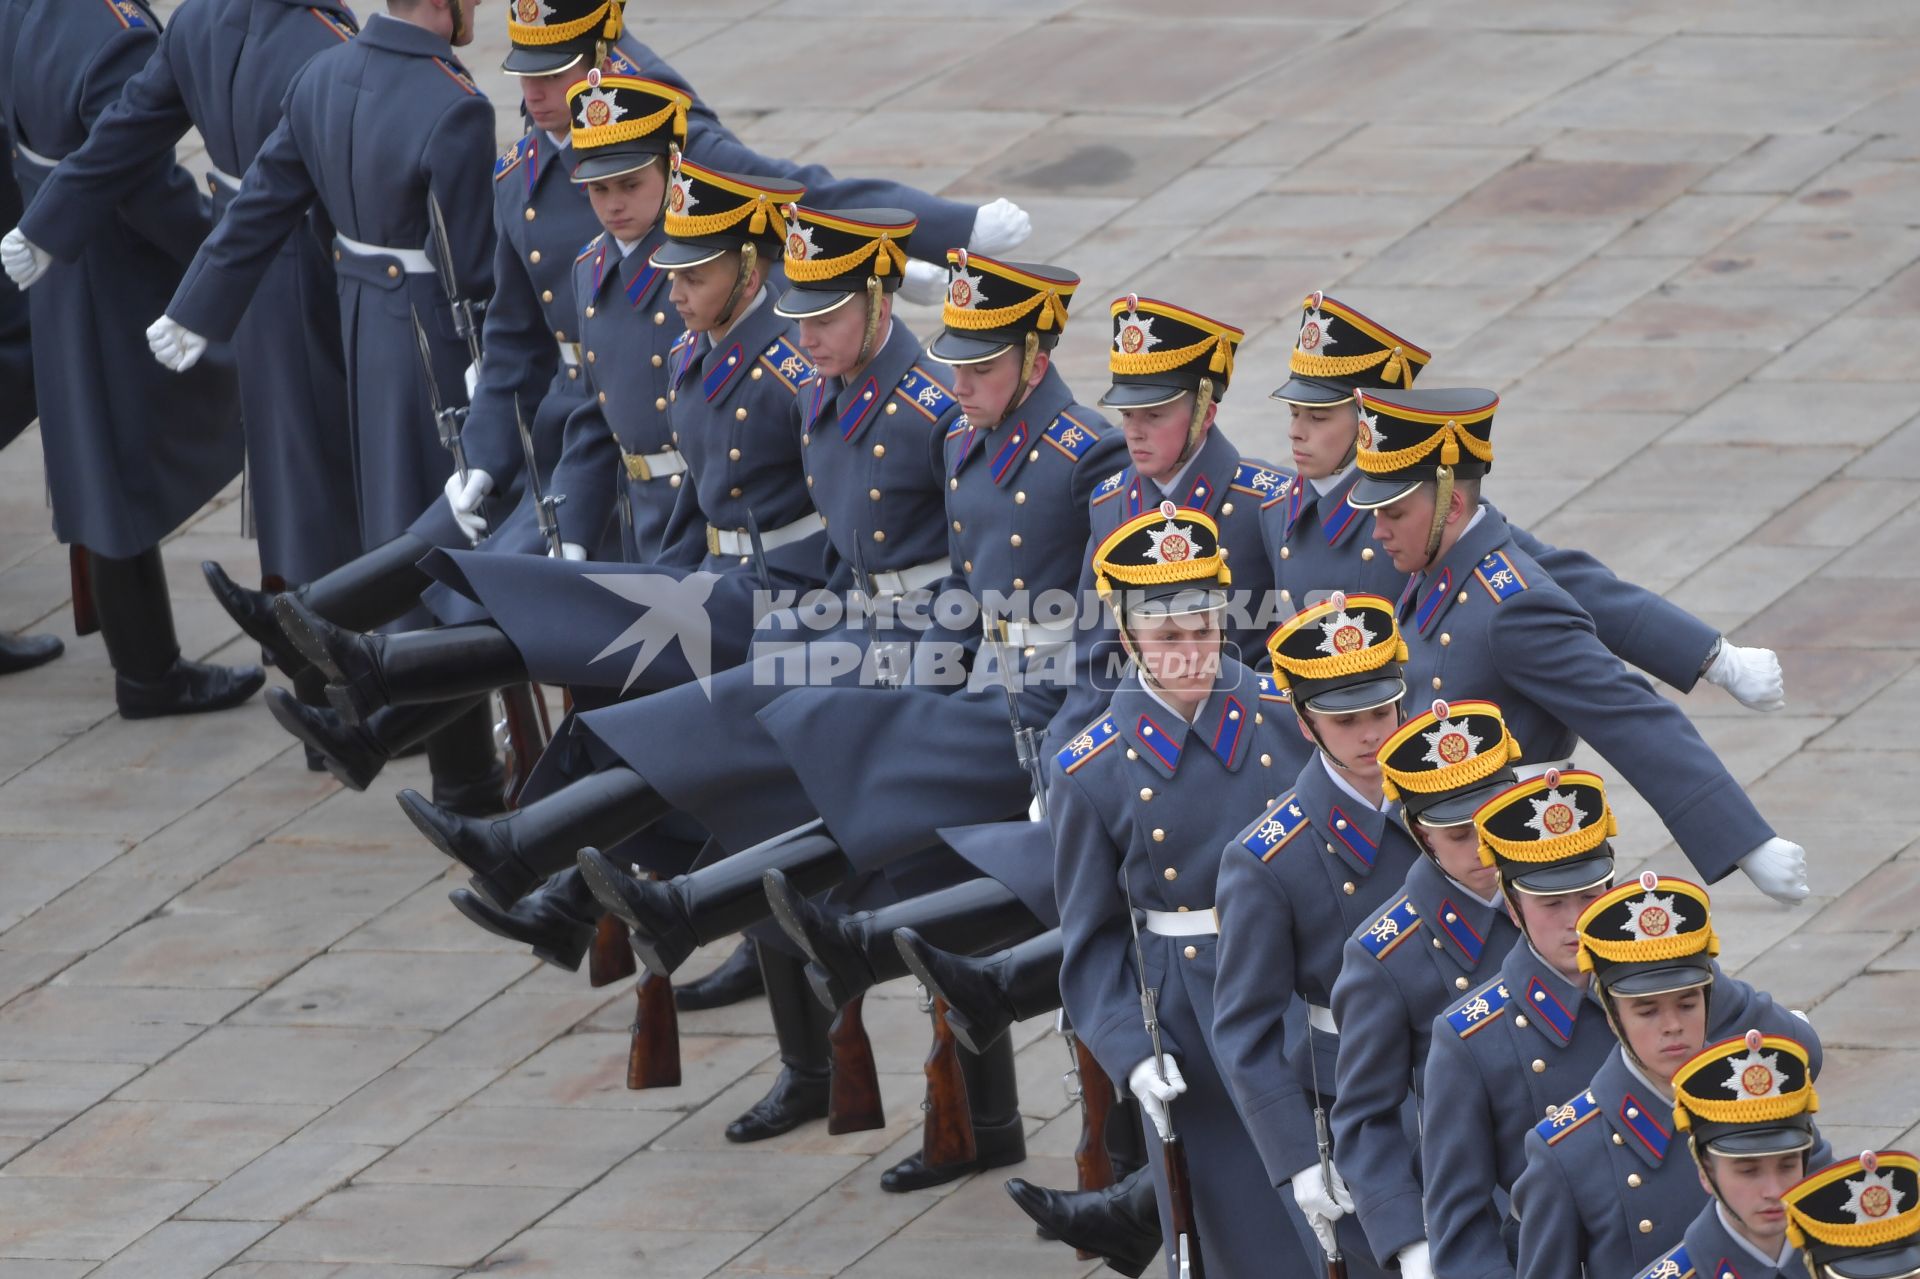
[797,295,883,379]
[1119,397,1208,484]
[585,163,666,245]
[1701,1151,1804,1248]
[1615,986,1708,1079]
[1511,883,1613,979]
[669,253,752,333]
[951,348,1046,430]
[1131,610,1223,709]
[521,66,587,133]
[1288,402,1359,480]
[1416,820,1500,898]
[1370,488,1436,573]
[1301,701,1397,784]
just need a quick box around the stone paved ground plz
[3,0,1920,1274]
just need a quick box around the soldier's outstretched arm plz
[1421,1020,1516,1279]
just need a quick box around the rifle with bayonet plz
[1304,989,1349,1278]
[1123,870,1203,1279]
[410,303,472,499]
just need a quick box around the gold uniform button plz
[529,250,541,264]
[1336,819,1348,830]
[1455,976,1469,990]
[806,475,814,488]
[587,351,596,364]
[962,560,972,573]
[541,289,553,304]
[952,520,963,532]
[728,448,741,461]
[668,475,681,488]
[735,407,748,421]
[1015,491,1026,504]
[1163,867,1176,880]
[729,487,742,498]
[885,402,897,415]
[1280,546,1291,560]
[1260,753,1271,767]
[1514,1015,1529,1029]
[1028,449,1039,463]
[1126,749,1138,761]
[1342,881,1355,895]
[1152,829,1165,843]
[1440,633,1451,646]
[333,249,342,261]
[1361,548,1375,562]
[1140,788,1153,802]
[870,489,882,501]
[1432,676,1444,690]
[523,207,535,222]
[1012,577,1024,590]
[1222,502,1234,516]
[1010,534,1022,547]
[1638,1220,1653,1235]
[586,306,596,318]
[950,478,959,491]
[873,444,885,458]
[750,367,762,381]
[655,397,667,411]
[555,330,567,341]
[1628,1174,1643,1188]
[654,311,667,325]
[1532,1059,1545,1074]
[1613,1134,1625,1146]
[598,392,607,404]
[1457,590,1469,605]
[651,354,663,367]
[1432,937,1444,950]
[386,264,399,278]
[872,530,885,543]
[568,368,578,380]
[1183,945,1197,960]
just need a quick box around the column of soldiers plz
[3,2,1909,1278]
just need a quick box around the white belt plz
[1144,908,1219,937]
[1002,618,1076,649]
[12,139,56,169]
[206,164,241,193]
[1308,1003,1339,1036]
[1514,759,1574,782]
[870,557,950,597]
[622,447,685,482]
[333,232,434,274]
[708,510,823,557]
[559,341,581,367]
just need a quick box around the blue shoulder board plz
[1357,895,1421,960]
[1447,978,1512,1038]
[1635,1243,1693,1279]
[432,57,478,95]
[1091,469,1126,506]
[1535,1089,1599,1146]
[1044,411,1101,461]
[1243,792,1308,862]
[495,136,530,182]
[895,366,955,420]
[606,47,640,76]
[761,336,812,392]
[1057,714,1118,775]
[1474,550,1529,603]
[575,234,602,264]
[1256,673,1289,704]
[1231,460,1289,502]
[103,0,148,26]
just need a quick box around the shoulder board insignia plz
[1232,460,1289,500]
[895,367,955,420]
[1057,714,1118,775]
[1262,475,1295,511]
[1091,469,1126,506]
[1536,1089,1599,1146]
[1447,978,1512,1038]
[103,0,148,27]
[671,330,695,353]
[575,234,603,264]
[432,57,478,95]
[307,7,354,40]
[1635,1244,1694,1279]
[1044,411,1100,461]
[494,136,531,182]
[945,418,970,439]
[1243,793,1307,863]
[761,336,812,393]
[606,47,640,76]
[1358,895,1421,960]
[1256,673,1290,704]
[1475,550,1528,603]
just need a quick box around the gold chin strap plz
[1422,464,1454,569]
[1178,377,1215,470]
[856,275,882,368]
[991,330,1040,433]
[448,0,466,44]
[718,241,757,327]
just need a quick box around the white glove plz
[1,227,49,288]
[1396,1239,1434,1279]
[1739,837,1809,905]
[463,362,479,398]
[1705,640,1785,711]
[1127,1055,1187,1141]
[146,314,208,372]
[444,468,493,543]
[968,197,1032,255]
[1027,794,1044,822]
[900,257,946,307]
[1290,1162,1355,1257]
[550,541,586,561]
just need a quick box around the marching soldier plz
[3,0,361,590]
[1632,1031,1823,1279]
[1512,875,1826,1277]
[0,166,57,676]
[1423,771,1815,1278]
[1343,385,1813,903]
[0,0,259,717]
[1783,1150,1920,1279]
[1263,291,1786,712]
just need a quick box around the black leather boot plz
[766,874,1038,1012]
[423,699,506,818]
[266,689,480,794]
[399,766,667,909]
[579,826,848,978]
[0,630,61,675]
[94,548,264,719]
[1004,1165,1162,1278]
[675,938,764,1011]
[895,926,1065,1056]
[880,1030,1025,1193]
[297,532,436,631]
[276,594,526,727]
[448,865,600,970]
[725,947,829,1143]
[202,560,309,677]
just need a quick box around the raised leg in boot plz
[579,825,849,978]
[725,947,829,1143]
[895,926,1065,1056]
[1004,1164,1162,1278]
[448,865,601,971]
[422,699,506,818]
[881,1028,1025,1193]
[765,873,1040,1012]
[276,593,525,726]
[267,690,481,794]
[400,766,668,910]
[95,547,263,719]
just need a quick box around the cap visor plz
[570,152,659,184]
[1603,962,1713,998]
[1703,1126,1815,1158]
[1100,381,1186,410]
[1271,376,1354,406]
[1414,778,1520,830]
[775,286,856,319]
[1507,853,1616,897]
[1347,474,1424,510]
[928,331,1013,366]
[502,47,584,75]
[649,240,728,270]
[1825,1244,1920,1279]
[1303,674,1405,716]
[1129,589,1227,620]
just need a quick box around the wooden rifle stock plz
[826,994,885,1134]
[587,914,636,987]
[1162,1132,1205,1278]
[1071,1036,1117,1193]
[625,971,681,1089]
[69,546,97,636]
[916,995,976,1166]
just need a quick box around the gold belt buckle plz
[623,451,651,482]
[705,525,723,557]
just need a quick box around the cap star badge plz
[785,220,817,261]
[1526,787,1589,840]
[1421,716,1483,768]
[948,264,985,310]
[1298,305,1337,355]
[1355,404,1377,450]
[1723,1041,1785,1099]
[515,0,554,24]
[1114,311,1161,355]
[667,172,696,215]
[1316,605,1377,658]
[1145,511,1197,565]
[1846,1167,1908,1223]
[575,86,626,129]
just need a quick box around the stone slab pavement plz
[3,0,1920,1273]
